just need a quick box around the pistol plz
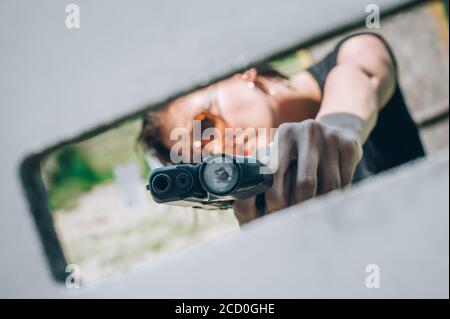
[146,153,273,210]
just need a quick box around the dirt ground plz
[54,182,239,283]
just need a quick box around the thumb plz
[233,196,258,226]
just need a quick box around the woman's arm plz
[316,34,397,142]
[233,34,398,224]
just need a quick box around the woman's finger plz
[339,138,363,187]
[318,133,341,194]
[264,124,295,213]
[292,136,319,204]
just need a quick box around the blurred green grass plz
[444,0,449,18]
[43,119,149,211]
[46,146,113,211]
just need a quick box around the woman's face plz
[157,70,279,161]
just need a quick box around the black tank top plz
[307,32,425,179]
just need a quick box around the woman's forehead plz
[169,87,208,110]
[163,73,251,121]
[170,75,242,108]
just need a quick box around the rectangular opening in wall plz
[19,0,448,285]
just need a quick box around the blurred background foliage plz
[46,146,113,211]
[43,119,149,211]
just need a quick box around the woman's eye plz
[200,117,215,132]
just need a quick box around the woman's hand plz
[233,113,364,225]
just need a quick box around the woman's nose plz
[203,138,224,156]
[201,130,259,157]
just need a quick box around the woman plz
[139,32,425,224]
